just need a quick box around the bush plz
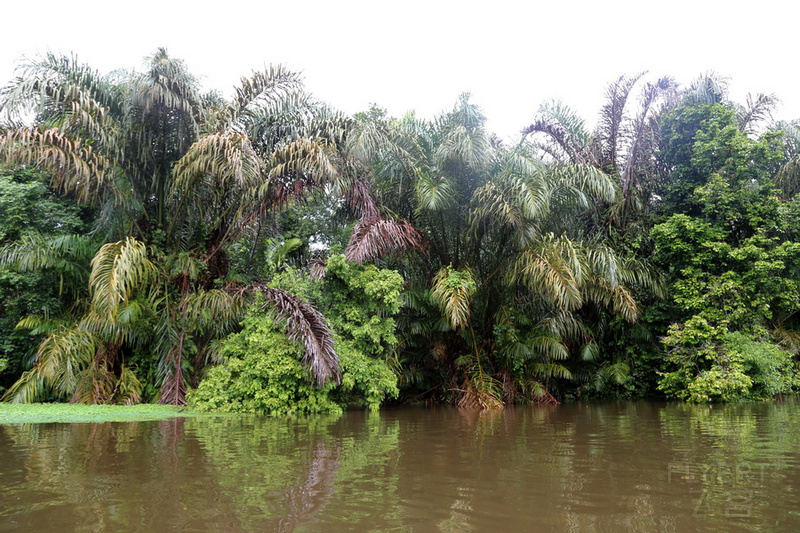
[658,316,798,402]
[189,255,403,415]
[187,314,342,416]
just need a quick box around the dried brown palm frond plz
[345,216,422,265]
[346,177,381,219]
[259,287,340,387]
[454,356,504,410]
[309,256,328,280]
[159,339,188,406]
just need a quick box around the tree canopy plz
[1,54,798,408]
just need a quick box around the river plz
[2,400,799,531]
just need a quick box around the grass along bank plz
[0,403,199,424]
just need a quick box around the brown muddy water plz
[1,400,799,532]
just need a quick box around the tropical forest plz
[2,49,800,413]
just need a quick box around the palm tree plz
[523,73,679,230]
[348,95,650,406]
[0,50,342,404]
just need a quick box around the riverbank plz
[0,403,199,424]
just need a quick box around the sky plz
[1,0,797,141]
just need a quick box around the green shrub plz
[189,256,403,415]
[187,314,342,416]
[658,316,798,402]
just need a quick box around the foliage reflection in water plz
[1,400,800,532]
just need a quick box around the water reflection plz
[1,401,799,532]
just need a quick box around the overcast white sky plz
[1,0,797,141]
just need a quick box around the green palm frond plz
[526,334,571,362]
[510,235,585,310]
[0,52,114,119]
[580,342,600,361]
[186,288,245,337]
[430,266,477,330]
[685,72,729,105]
[549,164,618,205]
[114,365,143,405]
[0,127,112,202]
[129,48,201,122]
[5,324,100,403]
[436,124,490,172]
[592,361,630,391]
[232,65,304,121]
[531,362,573,380]
[2,369,48,404]
[173,132,263,190]
[775,156,800,198]
[89,238,156,318]
[521,378,559,404]
[522,100,593,164]
[538,311,588,341]
[734,93,778,135]
[414,173,456,212]
[0,233,95,297]
[37,326,95,388]
[265,137,338,208]
[584,278,639,323]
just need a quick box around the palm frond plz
[775,156,800,198]
[527,334,571,361]
[232,65,304,122]
[265,137,338,208]
[454,355,504,409]
[510,235,585,310]
[430,266,477,330]
[736,93,778,135]
[345,177,381,219]
[0,52,114,119]
[2,369,48,403]
[0,127,112,202]
[522,100,593,164]
[114,365,143,405]
[597,72,646,170]
[260,287,340,386]
[531,362,573,380]
[173,132,263,191]
[414,173,456,212]
[89,238,156,318]
[345,216,422,264]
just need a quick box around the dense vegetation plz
[1,53,798,412]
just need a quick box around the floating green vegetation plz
[0,403,201,424]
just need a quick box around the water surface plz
[2,400,799,532]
